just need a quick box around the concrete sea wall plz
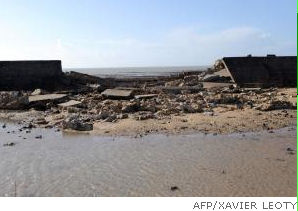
[0,60,63,90]
[222,56,297,87]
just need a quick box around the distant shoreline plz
[63,65,210,78]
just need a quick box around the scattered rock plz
[103,114,117,122]
[183,75,200,86]
[31,89,44,96]
[34,118,48,125]
[3,142,15,147]
[286,147,294,152]
[170,186,179,191]
[95,110,111,120]
[67,106,81,113]
[22,123,34,129]
[0,91,29,109]
[122,102,140,113]
[180,103,202,113]
[256,100,295,111]
[117,113,128,119]
[62,116,93,131]
[0,68,295,136]
[133,112,154,120]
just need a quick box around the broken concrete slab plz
[101,89,134,100]
[135,94,158,100]
[28,94,68,103]
[58,100,82,108]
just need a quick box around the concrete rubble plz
[0,91,29,109]
[28,94,68,103]
[58,100,82,109]
[62,115,93,131]
[101,89,134,100]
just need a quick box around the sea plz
[63,66,209,78]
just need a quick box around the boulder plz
[95,110,111,120]
[62,116,93,131]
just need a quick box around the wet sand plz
[91,108,297,136]
[0,121,296,197]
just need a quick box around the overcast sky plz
[0,0,296,68]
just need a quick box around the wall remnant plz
[215,55,297,87]
[0,60,64,90]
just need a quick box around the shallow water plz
[0,121,296,197]
[64,66,207,78]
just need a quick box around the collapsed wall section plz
[221,56,297,87]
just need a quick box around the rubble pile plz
[0,91,29,109]
[0,70,296,132]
